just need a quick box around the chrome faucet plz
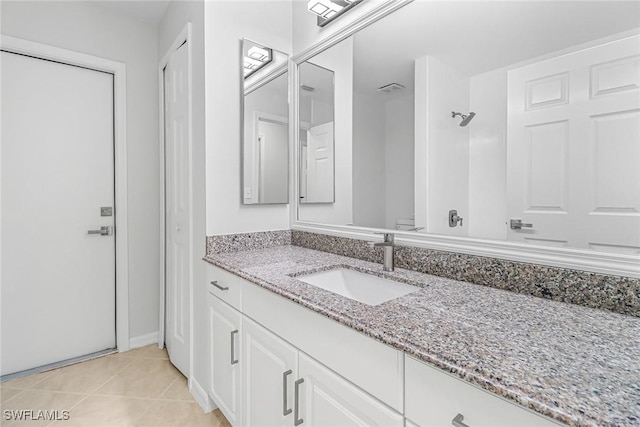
[369,232,395,272]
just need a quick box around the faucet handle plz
[373,232,394,243]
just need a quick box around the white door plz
[507,35,640,253]
[242,317,298,427]
[1,51,115,375]
[164,41,190,376]
[209,295,242,426]
[297,353,404,427]
[305,122,334,203]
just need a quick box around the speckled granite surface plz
[291,230,640,317]
[206,230,291,253]
[204,245,640,427]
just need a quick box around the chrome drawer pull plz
[282,370,293,416]
[452,413,470,427]
[230,329,239,365]
[211,281,229,291]
[294,378,304,426]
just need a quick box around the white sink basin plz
[296,268,419,306]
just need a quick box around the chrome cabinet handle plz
[294,378,304,426]
[282,370,292,416]
[211,281,229,291]
[452,413,470,427]
[510,219,533,230]
[87,226,112,236]
[230,329,239,365]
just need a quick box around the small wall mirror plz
[242,39,289,205]
[298,61,335,206]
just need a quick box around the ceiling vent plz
[377,83,405,93]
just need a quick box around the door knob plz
[87,226,113,236]
[510,219,533,230]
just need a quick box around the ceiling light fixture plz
[307,0,364,27]
[243,42,272,79]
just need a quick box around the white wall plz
[384,94,415,230]
[415,55,470,236]
[1,1,160,341]
[353,92,386,228]
[468,68,508,240]
[204,1,292,235]
[298,37,354,225]
[158,0,208,401]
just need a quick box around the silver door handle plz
[452,413,470,427]
[87,226,113,236]
[211,281,229,291]
[294,378,304,426]
[283,370,293,416]
[510,219,533,230]
[230,329,239,365]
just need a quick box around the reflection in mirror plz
[242,39,289,205]
[296,1,640,255]
[298,61,335,205]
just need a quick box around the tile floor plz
[0,345,230,427]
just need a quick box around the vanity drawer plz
[405,356,561,427]
[206,264,243,310]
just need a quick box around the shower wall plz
[468,68,508,240]
[415,54,470,236]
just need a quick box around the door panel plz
[1,51,115,375]
[209,296,242,426]
[305,122,334,203]
[507,35,640,253]
[242,317,297,427]
[298,353,403,427]
[165,41,190,376]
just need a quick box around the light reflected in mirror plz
[298,61,335,206]
[242,39,289,205]
[296,1,640,255]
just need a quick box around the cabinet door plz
[209,294,242,426]
[296,353,404,427]
[242,317,298,427]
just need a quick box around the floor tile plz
[92,359,180,399]
[0,388,23,404]
[49,395,152,427]
[133,400,221,427]
[0,346,229,426]
[1,371,55,390]
[159,376,193,402]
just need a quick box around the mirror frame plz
[240,38,290,205]
[290,0,640,278]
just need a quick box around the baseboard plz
[190,376,216,413]
[128,331,158,350]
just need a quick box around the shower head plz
[451,111,476,127]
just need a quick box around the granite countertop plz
[204,245,640,427]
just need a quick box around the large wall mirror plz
[294,1,640,264]
[242,39,289,205]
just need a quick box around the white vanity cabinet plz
[208,293,242,426]
[405,356,561,427]
[242,316,298,426]
[207,263,562,427]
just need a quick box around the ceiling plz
[87,0,170,26]
[352,1,640,97]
